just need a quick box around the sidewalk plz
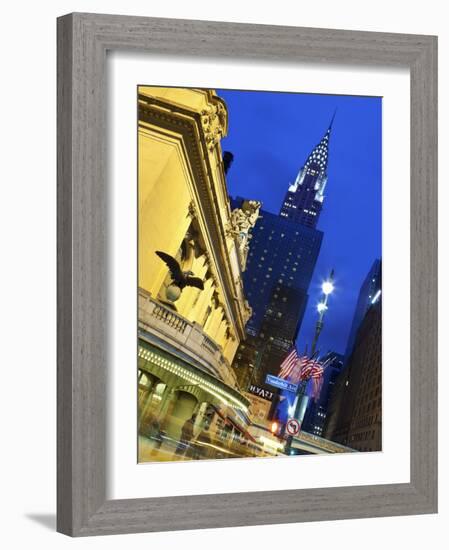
[138,435,194,463]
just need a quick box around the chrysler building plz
[279,113,335,228]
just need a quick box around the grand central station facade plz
[137,86,271,461]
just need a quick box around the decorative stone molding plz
[202,249,213,266]
[187,200,198,219]
[225,326,236,342]
[200,101,227,152]
[209,273,219,288]
[211,291,220,309]
[243,299,253,322]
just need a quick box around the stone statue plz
[229,200,262,271]
[230,200,261,237]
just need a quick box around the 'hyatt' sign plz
[248,384,274,401]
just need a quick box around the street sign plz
[286,418,300,436]
[265,374,298,393]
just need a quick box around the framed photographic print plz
[57,13,438,536]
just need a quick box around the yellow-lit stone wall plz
[138,87,249,366]
[138,127,193,296]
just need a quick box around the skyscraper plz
[344,259,382,361]
[231,119,334,395]
[323,299,382,451]
[279,114,334,228]
[241,209,323,340]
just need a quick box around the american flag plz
[279,352,314,384]
[279,352,330,396]
[278,347,299,380]
[279,351,336,400]
[304,359,324,380]
[308,356,334,400]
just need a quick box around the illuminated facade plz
[137,87,262,460]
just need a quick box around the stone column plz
[163,390,198,442]
[139,376,164,429]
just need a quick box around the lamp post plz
[285,269,335,455]
[311,269,335,355]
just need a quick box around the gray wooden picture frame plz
[57,12,438,537]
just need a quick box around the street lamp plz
[311,269,335,355]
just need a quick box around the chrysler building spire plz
[279,113,335,229]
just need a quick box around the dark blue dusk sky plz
[218,89,382,356]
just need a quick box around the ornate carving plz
[229,200,261,237]
[227,200,262,271]
[244,299,253,318]
[200,102,227,151]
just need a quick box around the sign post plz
[284,380,308,454]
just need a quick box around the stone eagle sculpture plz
[155,251,205,294]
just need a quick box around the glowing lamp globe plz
[317,302,327,314]
[322,281,334,295]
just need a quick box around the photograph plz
[137,85,382,463]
